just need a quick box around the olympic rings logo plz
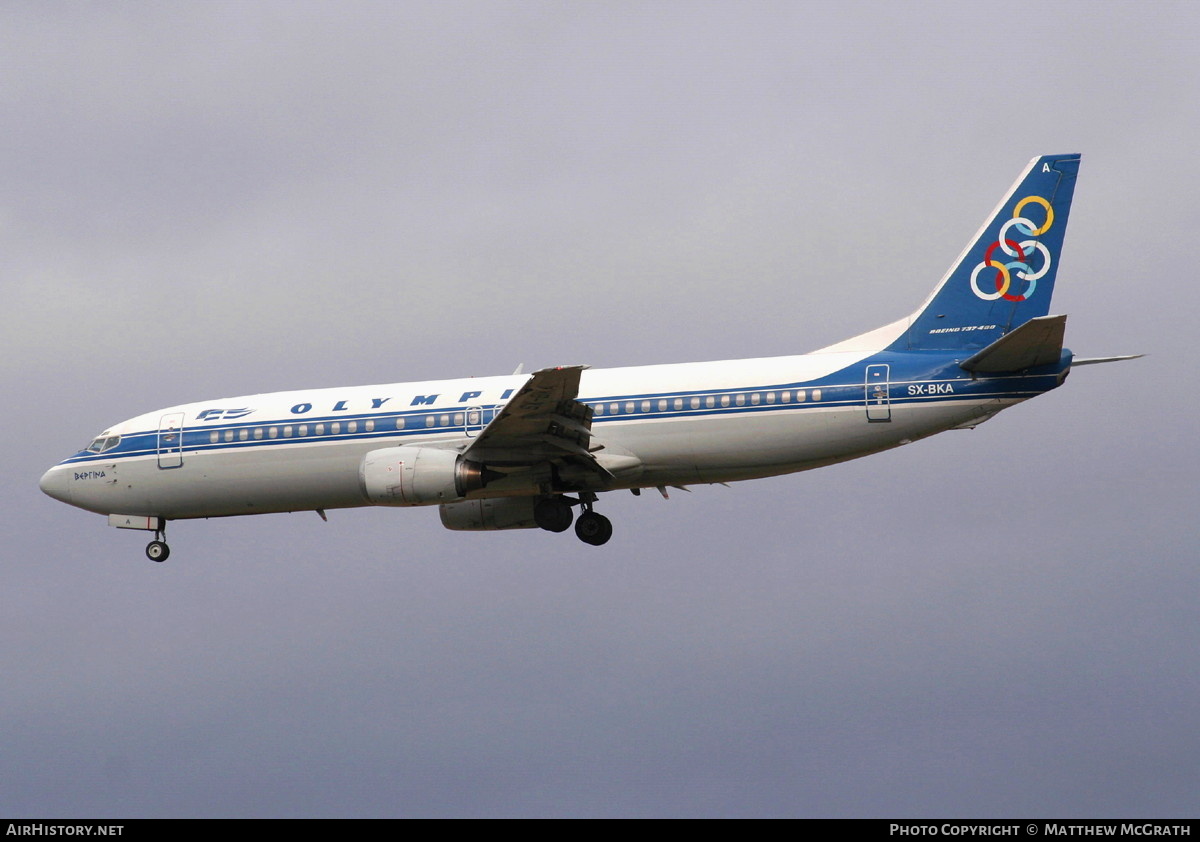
[969,195,1054,302]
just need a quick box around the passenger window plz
[347,421,357,433]
[365,420,374,432]
[812,389,822,401]
[720,395,730,407]
[609,403,619,414]
[673,398,683,410]
[781,391,791,403]
[253,428,263,439]
[238,429,248,441]
[209,431,219,444]
[315,423,325,436]
[705,396,715,408]
[225,430,234,442]
[269,427,278,438]
[439,414,450,427]
[796,390,806,402]
[765,392,776,404]
[658,399,667,411]
[453,413,464,426]
[425,416,435,428]
[395,418,405,430]
[735,394,746,406]
[640,400,650,412]
[750,393,761,405]
[298,425,308,436]
[690,397,700,410]
[594,404,604,415]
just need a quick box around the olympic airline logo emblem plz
[969,195,1054,302]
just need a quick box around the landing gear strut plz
[573,492,612,546]
[145,524,170,562]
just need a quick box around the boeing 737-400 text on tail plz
[40,154,1139,560]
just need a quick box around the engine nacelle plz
[359,446,487,506]
[439,497,541,531]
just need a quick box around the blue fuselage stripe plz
[60,358,1062,467]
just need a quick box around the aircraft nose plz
[39,466,72,504]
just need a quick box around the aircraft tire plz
[534,497,573,533]
[146,541,170,562]
[574,512,612,546]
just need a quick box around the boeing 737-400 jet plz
[40,154,1138,560]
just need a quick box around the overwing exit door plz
[464,406,484,437]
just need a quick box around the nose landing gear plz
[145,525,170,562]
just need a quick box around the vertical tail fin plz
[890,154,1081,352]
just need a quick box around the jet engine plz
[359,446,489,506]
[439,497,541,531]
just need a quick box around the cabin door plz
[157,412,185,468]
[865,364,891,422]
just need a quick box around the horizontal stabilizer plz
[1071,354,1145,366]
[959,314,1066,373]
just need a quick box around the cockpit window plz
[85,434,121,453]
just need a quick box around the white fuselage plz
[40,347,1034,521]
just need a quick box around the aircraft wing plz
[462,365,609,475]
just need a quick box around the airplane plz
[39,153,1139,560]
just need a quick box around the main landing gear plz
[574,509,613,546]
[533,493,613,546]
[145,524,170,562]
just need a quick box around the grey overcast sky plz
[4,0,1198,818]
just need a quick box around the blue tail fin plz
[890,154,1081,352]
